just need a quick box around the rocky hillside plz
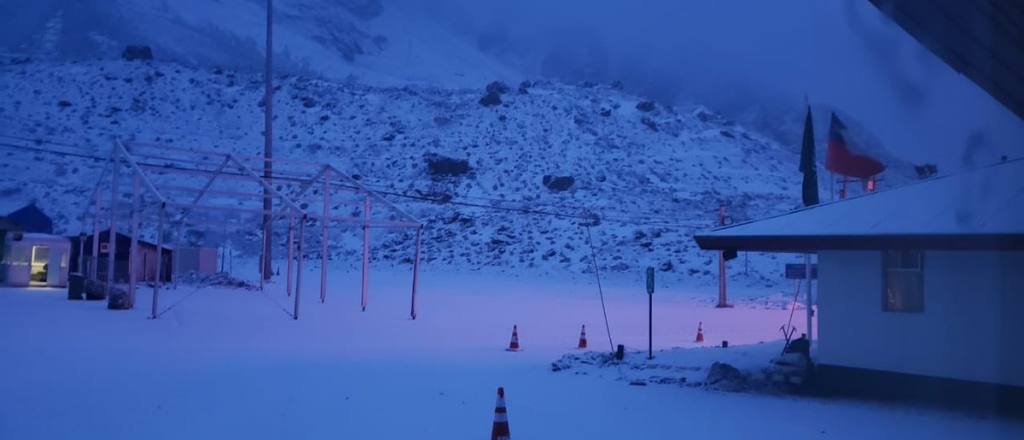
[0,0,516,87]
[0,57,862,290]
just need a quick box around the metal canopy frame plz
[83,139,424,320]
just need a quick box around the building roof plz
[75,229,167,251]
[10,233,72,246]
[695,158,1024,252]
[6,203,54,234]
[867,0,1024,121]
[0,217,24,231]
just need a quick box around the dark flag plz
[800,106,820,207]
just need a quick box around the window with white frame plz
[883,250,924,312]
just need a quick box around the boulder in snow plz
[486,81,510,95]
[426,156,471,177]
[636,101,656,112]
[478,92,502,107]
[542,175,575,192]
[705,362,748,391]
[122,45,154,61]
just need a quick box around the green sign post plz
[646,266,654,359]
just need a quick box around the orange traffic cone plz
[695,322,705,343]
[577,325,588,349]
[491,387,511,440]
[506,325,521,351]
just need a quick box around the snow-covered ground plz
[2,269,1020,439]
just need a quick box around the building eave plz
[694,233,1024,252]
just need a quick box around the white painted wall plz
[818,250,1024,387]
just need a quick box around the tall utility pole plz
[262,0,274,280]
[716,206,729,308]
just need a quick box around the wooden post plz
[361,195,371,311]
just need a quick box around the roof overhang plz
[694,233,1024,253]
[867,0,1024,121]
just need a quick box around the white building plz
[695,158,1023,415]
[1,233,72,287]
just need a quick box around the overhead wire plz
[0,139,712,230]
[0,131,703,225]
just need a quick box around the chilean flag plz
[825,112,885,178]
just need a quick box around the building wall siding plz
[818,251,1024,387]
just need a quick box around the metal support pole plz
[152,204,165,319]
[77,233,86,277]
[260,228,266,292]
[648,292,653,360]
[105,150,120,297]
[361,195,371,311]
[286,215,294,296]
[830,173,835,202]
[716,206,729,308]
[805,253,814,347]
[320,171,329,303]
[262,0,275,281]
[128,174,141,308]
[91,191,100,280]
[172,227,182,289]
[410,226,422,320]
[294,215,306,320]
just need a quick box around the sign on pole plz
[646,267,655,295]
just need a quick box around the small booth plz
[1,233,71,287]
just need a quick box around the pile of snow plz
[176,271,259,290]
[550,340,800,393]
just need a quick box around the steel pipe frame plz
[361,195,370,311]
[89,142,314,319]
[104,145,121,299]
[129,174,141,307]
[117,140,425,318]
[320,168,330,303]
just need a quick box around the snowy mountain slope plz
[0,58,816,290]
[0,0,518,87]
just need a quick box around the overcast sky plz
[402,0,1024,171]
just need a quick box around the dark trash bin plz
[67,273,85,300]
[107,287,130,310]
[84,279,106,301]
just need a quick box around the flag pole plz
[830,173,834,202]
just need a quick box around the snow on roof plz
[696,158,1024,251]
[8,233,72,246]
